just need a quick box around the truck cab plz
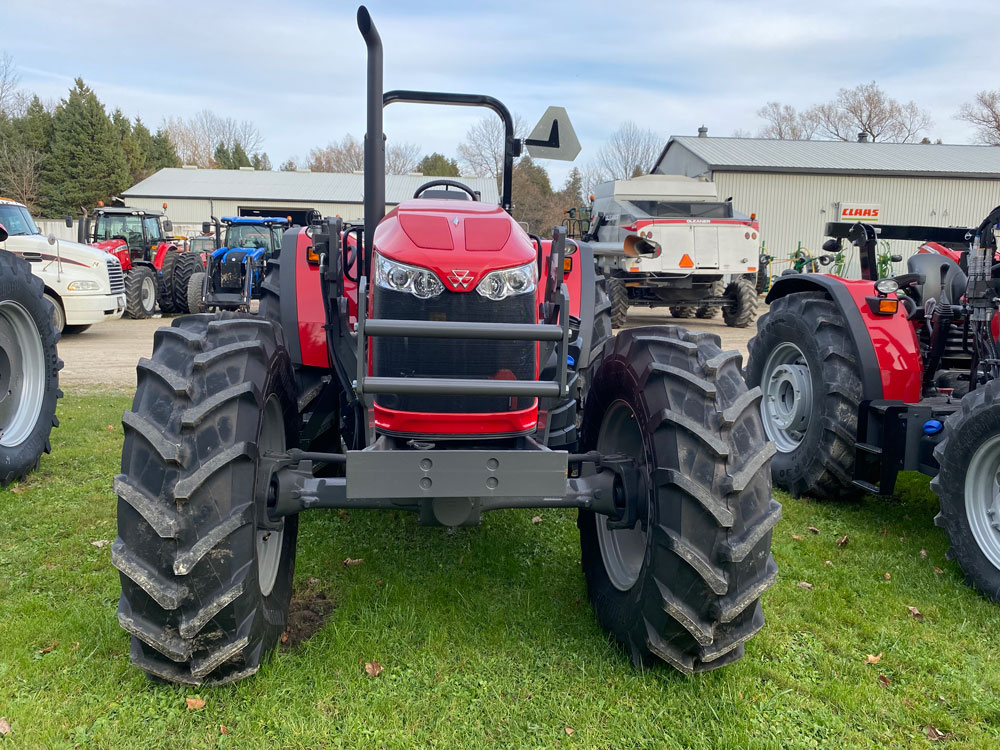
[0,199,125,333]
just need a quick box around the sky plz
[3,0,998,187]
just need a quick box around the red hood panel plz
[374,200,534,292]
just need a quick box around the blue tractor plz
[187,216,289,312]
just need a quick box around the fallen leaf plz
[837,535,849,548]
[865,653,883,664]
[791,534,804,541]
[927,724,954,742]
[934,567,943,575]
[220,725,229,735]
[825,560,834,567]
[808,526,820,534]
[878,674,891,687]
[280,632,288,644]
[185,697,206,711]
[106,425,115,431]
[531,516,543,524]
[880,526,887,537]
[343,557,363,567]
[375,579,384,586]
[907,606,925,621]
[90,539,110,548]
[565,727,575,736]
[11,485,24,494]
[364,659,383,677]
[0,718,9,736]
[796,581,813,590]
[37,641,58,655]
[884,572,892,581]
[920,549,928,559]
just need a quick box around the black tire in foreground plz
[0,250,61,485]
[579,326,780,673]
[932,378,1000,601]
[722,277,759,328]
[670,305,696,319]
[187,271,207,314]
[608,277,628,328]
[157,249,180,315]
[114,314,299,685]
[746,291,861,499]
[171,252,202,314]
[125,266,157,319]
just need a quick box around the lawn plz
[1,392,999,749]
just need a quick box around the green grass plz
[2,392,1000,749]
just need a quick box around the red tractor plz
[748,208,1000,599]
[112,6,779,686]
[79,205,184,318]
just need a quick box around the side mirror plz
[0,224,7,243]
[47,233,57,246]
[822,238,841,253]
[64,215,73,228]
[890,254,903,263]
[202,221,212,234]
[162,219,173,234]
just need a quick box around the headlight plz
[875,279,899,294]
[373,253,444,299]
[67,280,100,291]
[476,262,537,301]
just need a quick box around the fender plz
[767,274,922,403]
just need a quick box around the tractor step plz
[855,442,882,456]
[852,479,882,494]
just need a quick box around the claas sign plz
[838,203,881,222]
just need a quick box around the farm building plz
[117,167,499,235]
[654,133,1000,275]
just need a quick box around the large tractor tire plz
[579,326,780,674]
[186,271,208,314]
[0,251,61,485]
[171,253,202,314]
[746,291,861,499]
[124,266,157,319]
[608,277,628,328]
[157,249,180,315]
[722,277,759,328]
[114,314,299,685]
[696,281,725,319]
[931,378,1000,601]
[670,306,696,319]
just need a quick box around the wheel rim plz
[0,301,45,448]
[594,400,648,591]
[141,275,156,311]
[256,394,286,597]
[964,434,1000,570]
[761,341,813,452]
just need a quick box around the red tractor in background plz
[112,6,779,686]
[748,208,1000,600]
[78,204,186,318]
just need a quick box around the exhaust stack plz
[358,6,384,273]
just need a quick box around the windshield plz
[94,214,145,251]
[144,216,163,242]
[0,204,40,236]
[225,224,275,253]
[625,200,733,219]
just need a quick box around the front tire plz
[187,271,207,314]
[696,281,724,319]
[579,327,780,673]
[670,305,696,319]
[171,252,202,314]
[125,266,157,319]
[608,277,628,328]
[114,314,299,685]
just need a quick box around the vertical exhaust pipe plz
[358,6,384,275]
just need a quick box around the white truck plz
[586,174,760,328]
[0,199,125,333]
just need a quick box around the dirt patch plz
[281,579,335,650]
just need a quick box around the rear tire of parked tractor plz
[932,378,1000,601]
[696,281,724,319]
[114,314,299,685]
[125,266,157,319]
[157,250,179,315]
[186,271,207,314]
[578,326,780,673]
[0,251,61,486]
[609,277,628,328]
[722,277,758,328]
[746,291,861,499]
[670,306,696,319]
[171,253,201,314]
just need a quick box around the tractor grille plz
[106,257,125,294]
[372,286,536,414]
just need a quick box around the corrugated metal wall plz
[713,171,1000,278]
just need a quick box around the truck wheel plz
[186,271,207,314]
[114,314,299,685]
[43,292,65,333]
[0,251,61,485]
[171,253,202,314]
[125,267,157,319]
[63,325,91,335]
[157,250,179,315]
[670,306,696,319]
[932,378,1000,601]
[696,281,724,319]
[579,327,780,673]
[722,278,758,328]
[746,291,861,499]
[609,278,628,328]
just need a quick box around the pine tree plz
[416,152,459,177]
[147,128,179,171]
[231,143,252,168]
[213,142,234,169]
[112,108,145,185]
[41,79,130,215]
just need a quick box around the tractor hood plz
[372,199,535,293]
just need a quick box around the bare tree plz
[306,135,364,172]
[756,102,818,140]
[164,109,264,167]
[593,121,662,181]
[804,82,931,143]
[457,113,526,188]
[385,141,421,175]
[957,90,1000,146]
[0,52,20,116]
[0,142,41,211]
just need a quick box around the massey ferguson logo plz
[449,269,473,288]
